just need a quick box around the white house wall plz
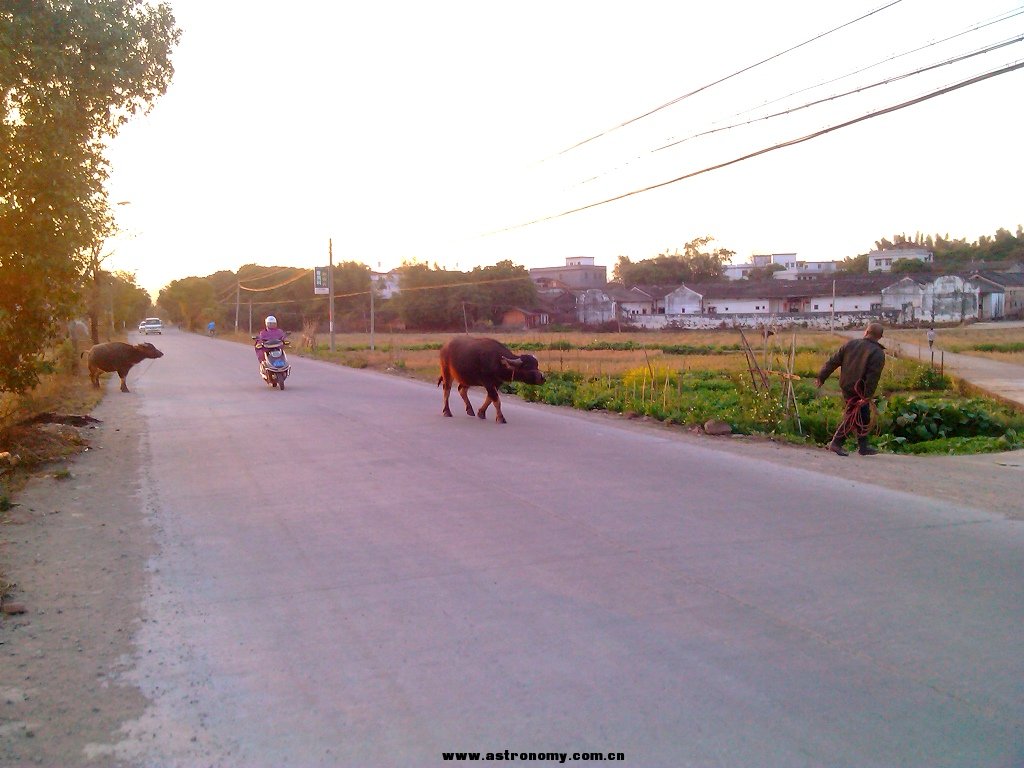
[576,289,617,324]
[664,287,703,314]
[922,276,979,322]
[704,298,770,314]
[804,293,879,312]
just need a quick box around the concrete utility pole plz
[329,239,335,353]
[830,279,836,333]
[369,271,375,352]
[234,282,240,333]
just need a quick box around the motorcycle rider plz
[255,315,287,363]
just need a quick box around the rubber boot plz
[858,436,879,456]
[827,439,849,456]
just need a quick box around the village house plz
[868,248,933,272]
[529,256,607,290]
[372,271,401,299]
[500,307,549,330]
[607,284,673,317]
[723,253,839,281]
[535,286,579,325]
[664,275,897,316]
[522,256,1024,328]
[970,271,1024,319]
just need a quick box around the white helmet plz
[265,315,278,328]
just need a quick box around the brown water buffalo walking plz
[438,336,545,424]
[86,342,163,392]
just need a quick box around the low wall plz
[628,311,900,331]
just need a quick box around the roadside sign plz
[314,266,329,295]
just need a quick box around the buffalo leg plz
[441,377,453,417]
[458,384,474,416]
[89,366,101,388]
[117,367,131,392]
[479,385,506,423]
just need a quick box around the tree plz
[110,271,154,331]
[745,263,786,280]
[393,263,468,330]
[468,261,538,326]
[891,258,930,274]
[0,1,179,392]
[612,236,733,285]
[158,277,215,331]
[837,253,869,274]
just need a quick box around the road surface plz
[9,329,1024,766]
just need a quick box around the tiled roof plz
[971,270,1024,288]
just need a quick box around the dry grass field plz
[886,324,1024,365]
[302,328,845,382]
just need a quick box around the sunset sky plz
[102,0,1024,298]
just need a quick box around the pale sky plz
[103,0,1024,299]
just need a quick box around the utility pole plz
[369,270,375,352]
[328,238,335,353]
[234,281,240,333]
[830,279,836,333]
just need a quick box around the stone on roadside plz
[703,419,733,436]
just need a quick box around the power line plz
[238,269,312,292]
[239,265,300,287]
[727,5,1024,121]
[550,0,905,158]
[216,275,535,307]
[496,60,1024,233]
[568,11,1024,191]
[653,34,1024,152]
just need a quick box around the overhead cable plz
[654,34,1024,152]
[550,0,905,158]
[220,275,533,306]
[728,5,1024,120]
[238,269,312,292]
[495,60,1024,233]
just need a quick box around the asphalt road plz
[113,330,1022,767]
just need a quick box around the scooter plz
[253,337,291,389]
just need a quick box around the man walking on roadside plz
[927,326,936,349]
[814,322,887,456]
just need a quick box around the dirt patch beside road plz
[0,389,152,767]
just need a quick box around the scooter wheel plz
[278,379,285,390]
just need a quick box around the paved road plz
[109,330,1022,766]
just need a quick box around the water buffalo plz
[438,336,545,424]
[85,341,163,392]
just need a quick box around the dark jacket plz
[817,337,886,398]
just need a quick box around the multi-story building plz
[529,256,607,289]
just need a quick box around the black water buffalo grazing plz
[86,342,163,392]
[438,336,545,424]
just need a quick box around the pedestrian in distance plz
[927,326,936,349]
[814,322,887,457]
[207,319,216,336]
